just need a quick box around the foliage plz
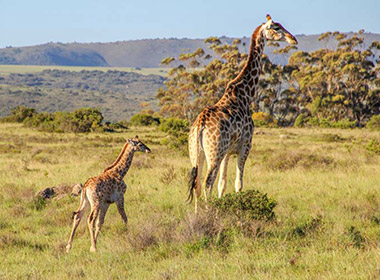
[288,31,380,126]
[157,31,380,127]
[293,115,358,129]
[211,189,277,221]
[251,111,277,127]
[157,38,247,121]
[22,107,107,133]
[159,117,190,151]
[0,69,164,122]
[366,115,380,130]
[294,113,308,127]
[365,139,380,154]
[0,106,36,123]
[130,113,160,126]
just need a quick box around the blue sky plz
[1,0,379,48]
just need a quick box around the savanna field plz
[1,123,380,279]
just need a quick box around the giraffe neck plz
[221,24,266,107]
[104,143,135,179]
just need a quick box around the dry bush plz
[128,221,159,251]
[132,156,153,169]
[178,209,223,243]
[159,165,176,184]
[266,151,335,171]
[0,233,48,251]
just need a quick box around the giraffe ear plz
[266,14,272,22]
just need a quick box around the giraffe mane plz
[103,141,131,172]
[225,23,264,90]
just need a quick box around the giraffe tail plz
[71,181,87,219]
[187,112,206,203]
[187,167,198,203]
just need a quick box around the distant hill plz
[0,70,164,121]
[1,33,379,67]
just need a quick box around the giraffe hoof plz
[66,244,71,253]
[90,246,97,252]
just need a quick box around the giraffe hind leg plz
[203,162,221,202]
[66,196,89,252]
[217,154,230,198]
[88,207,100,252]
[235,148,250,193]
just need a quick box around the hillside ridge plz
[1,33,379,67]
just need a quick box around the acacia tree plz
[288,31,380,126]
[258,45,299,125]
[157,31,380,127]
[157,38,247,121]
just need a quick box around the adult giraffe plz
[188,15,297,210]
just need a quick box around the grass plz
[1,123,380,279]
[0,64,169,77]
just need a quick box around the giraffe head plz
[261,14,297,45]
[127,136,151,153]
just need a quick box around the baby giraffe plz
[66,136,151,252]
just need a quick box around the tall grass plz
[0,123,380,279]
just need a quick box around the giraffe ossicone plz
[188,15,297,211]
[66,136,151,252]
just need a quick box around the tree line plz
[157,31,380,127]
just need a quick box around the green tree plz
[157,38,247,121]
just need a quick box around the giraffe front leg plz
[235,148,250,193]
[217,154,230,198]
[116,198,128,225]
[88,207,100,252]
[95,204,110,241]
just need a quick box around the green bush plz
[130,113,160,126]
[365,139,380,154]
[211,189,276,221]
[251,112,277,127]
[303,116,357,129]
[159,117,189,137]
[159,118,189,151]
[23,108,105,133]
[1,106,36,123]
[294,113,308,127]
[333,119,357,129]
[366,115,380,130]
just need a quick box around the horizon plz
[3,30,380,49]
[1,0,380,49]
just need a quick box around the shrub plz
[211,189,276,221]
[159,118,189,151]
[293,113,308,127]
[266,151,335,171]
[23,108,106,133]
[365,139,380,154]
[303,117,357,129]
[159,117,189,136]
[130,113,160,126]
[366,115,380,130]
[1,106,36,123]
[251,112,276,127]
[333,119,357,129]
